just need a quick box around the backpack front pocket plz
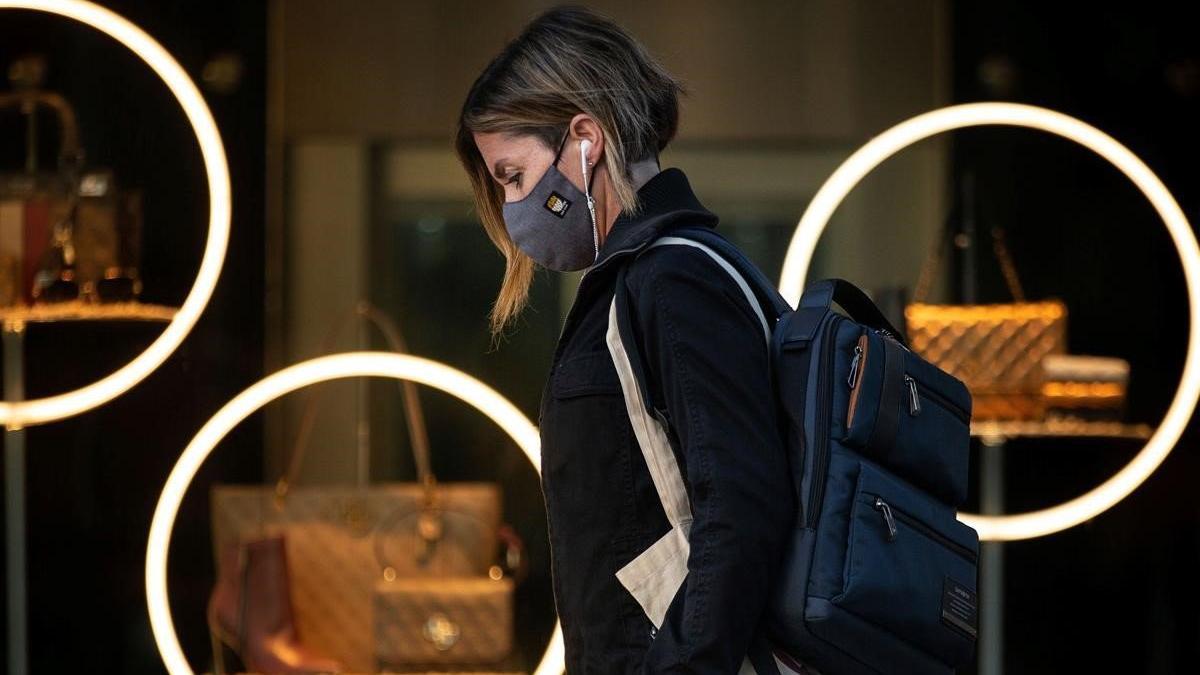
[834,461,979,668]
[842,331,972,506]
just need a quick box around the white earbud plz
[579,139,592,168]
[578,139,594,188]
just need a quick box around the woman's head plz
[456,4,684,339]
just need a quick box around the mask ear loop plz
[580,140,599,260]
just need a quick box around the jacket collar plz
[583,168,718,279]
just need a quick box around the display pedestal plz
[2,302,175,675]
[970,419,1152,675]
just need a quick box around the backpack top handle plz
[800,278,909,348]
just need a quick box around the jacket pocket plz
[833,461,978,668]
[842,330,972,506]
[552,352,622,399]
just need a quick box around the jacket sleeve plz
[626,244,796,673]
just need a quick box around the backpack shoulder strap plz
[608,229,778,434]
[666,226,792,322]
[647,234,773,343]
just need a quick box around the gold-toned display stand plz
[970,419,1152,675]
[2,302,176,675]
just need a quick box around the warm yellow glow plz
[1041,382,1125,401]
[145,353,564,675]
[780,103,1200,542]
[905,301,1066,324]
[0,0,229,427]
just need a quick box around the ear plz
[567,113,604,168]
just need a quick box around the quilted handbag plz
[211,303,505,672]
[374,574,515,668]
[370,489,523,670]
[904,223,1066,420]
[1040,353,1130,421]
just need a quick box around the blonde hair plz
[456,5,684,341]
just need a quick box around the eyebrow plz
[492,161,512,181]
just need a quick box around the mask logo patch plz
[544,192,571,217]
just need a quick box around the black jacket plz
[537,168,796,673]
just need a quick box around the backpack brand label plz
[941,577,978,639]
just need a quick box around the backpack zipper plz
[807,315,841,528]
[904,375,921,416]
[873,496,897,540]
[906,374,970,424]
[870,494,977,562]
[845,334,868,427]
[846,343,863,389]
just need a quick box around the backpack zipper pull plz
[874,496,898,541]
[904,375,921,416]
[846,344,863,388]
[875,327,911,352]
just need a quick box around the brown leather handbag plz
[210,303,509,672]
[904,224,1067,421]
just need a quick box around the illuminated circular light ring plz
[145,352,565,675]
[0,0,230,427]
[779,102,1200,542]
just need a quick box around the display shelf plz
[0,300,177,327]
[971,417,1153,442]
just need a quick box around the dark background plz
[953,4,1200,673]
[0,1,1198,673]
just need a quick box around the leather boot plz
[208,534,343,674]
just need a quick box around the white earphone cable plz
[581,141,599,259]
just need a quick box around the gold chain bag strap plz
[904,224,1067,421]
[210,302,501,672]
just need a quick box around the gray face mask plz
[502,132,599,272]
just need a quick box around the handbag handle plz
[799,278,909,347]
[912,219,1027,304]
[277,301,436,506]
[0,87,84,174]
[2,79,88,275]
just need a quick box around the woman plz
[455,6,802,674]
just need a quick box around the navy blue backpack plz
[612,226,980,674]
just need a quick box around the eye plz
[505,173,522,188]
